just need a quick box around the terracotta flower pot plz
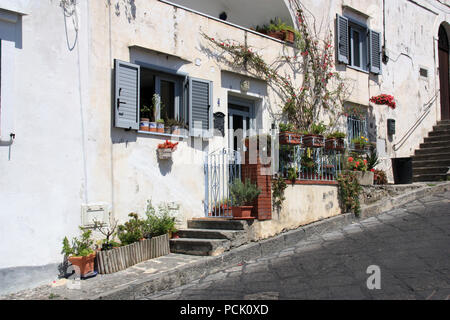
[267,31,285,41]
[139,118,150,131]
[156,123,164,133]
[279,131,301,145]
[302,134,325,148]
[149,122,157,132]
[284,30,295,43]
[68,252,96,278]
[325,138,345,151]
[232,206,254,220]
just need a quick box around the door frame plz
[227,95,256,151]
[438,24,450,120]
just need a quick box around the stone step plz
[169,238,230,256]
[419,141,450,149]
[428,130,450,137]
[423,135,450,143]
[413,173,450,182]
[414,146,450,156]
[413,167,450,175]
[177,228,245,240]
[437,120,450,125]
[413,153,450,161]
[431,125,450,132]
[187,218,248,231]
[412,158,450,168]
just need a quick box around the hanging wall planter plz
[302,134,325,148]
[157,140,179,160]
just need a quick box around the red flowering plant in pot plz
[157,140,179,160]
[346,156,374,186]
[229,179,261,220]
[370,94,396,109]
[62,227,96,279]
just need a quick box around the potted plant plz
[140,105,152,131]
[351,136,370,151]
[279,122,301,145]
[157,140,179,160]
[325,131,346,151]
[229,179,261,219]
[61,228,96,278]
[346,156,374,185]
[300,153,317,179]
[302,122,326,148]
[156,119,165,133]
[149,94,160,132]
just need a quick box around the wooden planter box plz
[325,138,345,151]
[96,234,170,274]
[302,135,325,148]
[267,31,285,41]
[353,142,370,152]
[279,132,301,145]
[157,148,174,160]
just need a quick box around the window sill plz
[346,65,370,74]
[137,130,189,139]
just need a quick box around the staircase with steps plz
[170,219,251,256]
[413,120,450,182]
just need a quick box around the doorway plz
[228,96,255,151]
[438,25,449,120]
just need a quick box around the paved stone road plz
[147,192,450,300]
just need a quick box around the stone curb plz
[93,182,450,300]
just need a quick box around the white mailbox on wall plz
[81,203,109,227]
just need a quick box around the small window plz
[348,23,368,71]
[139,67,186,125]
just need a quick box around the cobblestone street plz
[147,192,450,300]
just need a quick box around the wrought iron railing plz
[279,143,343,182]
[347,116,368,151]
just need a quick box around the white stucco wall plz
[0,0,449,284]
[0,0,90,268]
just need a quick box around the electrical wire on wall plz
[61,0,79,51]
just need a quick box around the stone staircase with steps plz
[169,219,251,256]
[413,120,450,182]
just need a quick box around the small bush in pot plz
[61,228,96,278]
[117,213,146,246]
[229,179,261,219]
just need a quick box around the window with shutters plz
[336,13,381,75]
[114,59,212,137]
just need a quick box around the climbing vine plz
[203,1,351,132]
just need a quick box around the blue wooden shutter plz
[189,77,212,137]
[336,14,349,64]
[369,30,382,74]
[114,59,140,130]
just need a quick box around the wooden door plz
[438,26,449,120]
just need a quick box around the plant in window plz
[139,105,152,132]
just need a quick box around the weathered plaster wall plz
[87,0,296,229]
[0,0,91,293]
[249,184,341,240]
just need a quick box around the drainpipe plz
[0,133,15,160]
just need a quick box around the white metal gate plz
[204,148,241,218]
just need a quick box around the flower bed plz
[96,234,169,274]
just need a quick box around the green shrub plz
[143,201,177,238]
[61,227,94,257]
[310,122,327,135]
[337,172,362,216]
[117,213,145,246]
[230,179,261,206]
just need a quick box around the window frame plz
[136,62,189,137]
[347,19,369,72]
